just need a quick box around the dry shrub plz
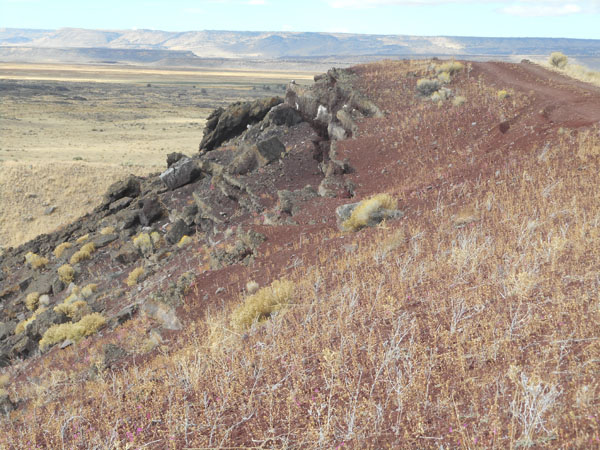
[436,60,464,75]
[39,313,106,350]
[70,242,95,265]
[437,71,451,84]
[25,252,48,269]
[25,292,40,311]
[230,279,294,331]
[58,264,75,284]
[80,283,98,298]
[53,242,73,258]
[246,280,260,294]
[549,51,568,69]
[15,307,47,334]
[54,300,90,321]
[177,235,193,248]
[100,226,115,235]
[416,78,440,96]
[133,233,154,256]
[343,193,398,232]
[452,95,466,106]
[126,267,145,287]
[75,234,89,244]
[497,89,510,100]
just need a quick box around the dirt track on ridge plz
[472,61,600,127]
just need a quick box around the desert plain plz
[0,63,314,248]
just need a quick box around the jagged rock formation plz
[0,67,391,368]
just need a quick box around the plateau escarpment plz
[1,59,600,448]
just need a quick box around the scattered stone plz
[44,206,57,216]
[141,301,182,331]
[139,197,164,226]
[159,157,201,190]
[38,294,50,307]
[112,243,141,265]
[110,303,138,327]
[0,322,16,341]
[0,392,16,414]
[266,103,303,126]
[109,197,133,212]
[103,343,129,368]
[277,186,318,215]
[115,209,140,230]
[26,309,69,341]
[103,176,141,206]
[209,229,265,269]
[165,219,191,245]
[181,205,198,226]
[253,136,286,167]
[92,233,118,249]
[26,273,55,296]
[166,152,186,168]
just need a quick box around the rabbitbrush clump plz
[39,313,106,350]
[343,193,398,232]
[231,279,294,331]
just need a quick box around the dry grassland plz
[0,63,311,248]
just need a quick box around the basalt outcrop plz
[0,67,393,368]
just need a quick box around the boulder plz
[165,219,191,245]
[112,243,140,265]
[159,157,201,190]
[253,137,286,167]
[92,233,118,249]
[108,196,133,212]
[166,152,186,168]
[26,273,55,296]
[139,198,164,226]
[0,392,16,414]
[199,97,283,151]
[115,209,140,230]
[109,303,138,327]
[0,322,16,342]
[267,103,303,127]
[102,176,141,206]
[26,309,69,341]
[277,186,318,215]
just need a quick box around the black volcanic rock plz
[199,97,283,151]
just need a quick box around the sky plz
[1,0,599,39]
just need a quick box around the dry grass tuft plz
[177,235,193,248]
[53,242,73,259]
[69,242,95,265]
[436,60,464,75]
[25,292,40,311]
[57,264,75,284]
[100,226,115,235]
[126,267,145,287]
[343,193,398,232]
[25,252,48,270]
[497,89,510,100]
[231,279,294,331]
[75,234,89,244]
[133,233,154,256]
[39,313,106,351]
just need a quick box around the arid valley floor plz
[0,63,314,248]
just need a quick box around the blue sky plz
[1,0,599,39]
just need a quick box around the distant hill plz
[1,27,600,68]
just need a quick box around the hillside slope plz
[1,59,600,448]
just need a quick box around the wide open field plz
[0,63,315,248]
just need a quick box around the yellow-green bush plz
[54,300,90,320]
[70,242,95,265]
[58,264,75,284]
[550,52,568,69]
[437,71,451,84]
[126,267,145,287]
[436,61,464,75]
[133,233,154,256]
[231,279,294,331]
[452,95,466,106]
[25,292,40,311]
[100,226,115,235]
[39,313,106,351]
[343,194,398,232]
[497,89,510,100]
[416,78,441,96]
[15,307,47,334]
[177,235,193,248]
[80,283,98,298]
[25,252,48,269]
[53,242,73,258]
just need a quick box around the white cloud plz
[327,0,599,16]
[501,3,582,16]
